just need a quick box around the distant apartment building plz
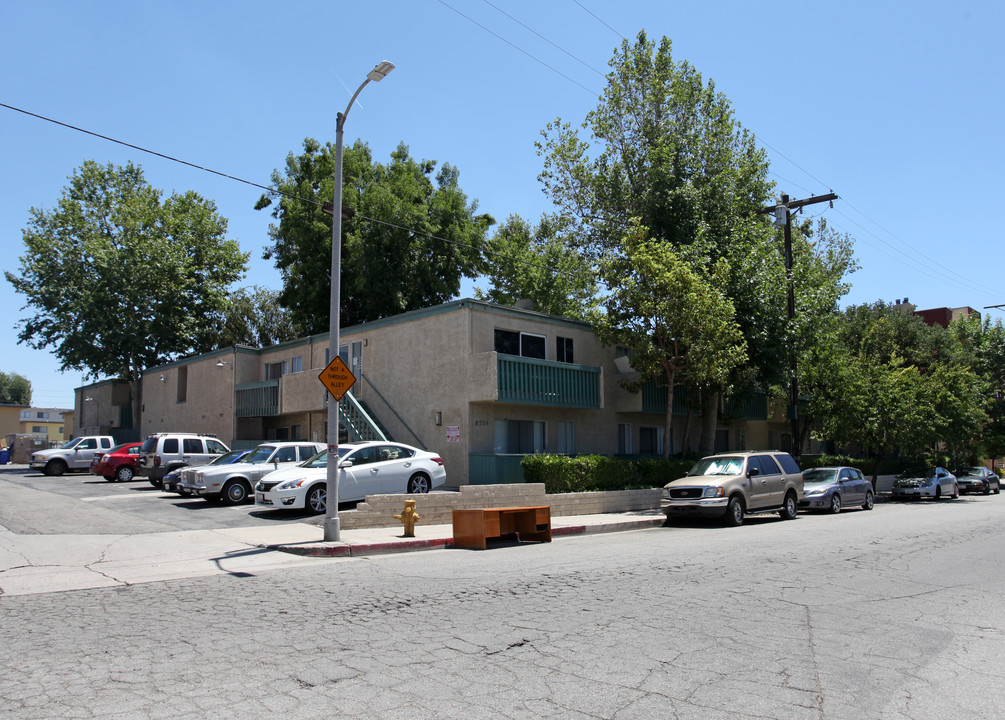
[17,407,71,444]
[891,298,980,329]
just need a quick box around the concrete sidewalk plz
[240,509,668,557]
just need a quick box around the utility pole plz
[759,192,838,459]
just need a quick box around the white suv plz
[178,441,324,504]
[138,433,230,487]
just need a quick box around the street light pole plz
[324,60,395,542]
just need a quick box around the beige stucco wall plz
[128,299,790,485]
[141,356,235,443]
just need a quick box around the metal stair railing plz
[338,390,388,442]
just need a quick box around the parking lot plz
[0,464,324,535]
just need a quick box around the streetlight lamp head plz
[368,61,395,82]
[216,359,228,367]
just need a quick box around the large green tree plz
[803,303,989,477]
[5,160,247,424]
[474,214,597,320]
[592,224,747,458]
[203,285,303,349]
[536,31,857,455]
[0,371,32,405]
[257,138,494,332]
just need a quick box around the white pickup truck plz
[29,436,116,476]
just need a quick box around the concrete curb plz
[265,516,665,557]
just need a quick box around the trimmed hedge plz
[799,454,930,477]
[521,454,693,494]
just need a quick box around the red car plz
[89,442,143,482]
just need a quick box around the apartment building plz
[79,299,788,485]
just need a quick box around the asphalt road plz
[2,465,1004,719]
[0,465,324,534]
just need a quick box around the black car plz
[954,467,1000,495]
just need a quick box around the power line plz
[0,101,588,282]
[437,0,600,96]
[482,0,607,78]
[570,0,625,40]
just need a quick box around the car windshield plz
[689,457,743,476]
[209,450,246,465]
[803,469,838,484]
[242,447,278,464]
[956,467,983,477]
[107,443,132,454]
[60,438,84,449]
[303,447,355,468]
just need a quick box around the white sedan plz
[254,441,446,513]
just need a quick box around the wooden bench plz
[451,506,552,550]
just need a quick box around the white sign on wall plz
[446,425,461,443]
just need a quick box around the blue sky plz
[3,1,1003,409]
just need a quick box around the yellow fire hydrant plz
[394,499,420,537]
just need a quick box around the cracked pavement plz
[2,478,1004,718]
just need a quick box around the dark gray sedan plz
[798,466,875,514]
[955,466,1000,495]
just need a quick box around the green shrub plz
[521,454,692,493]
[800,454,927,477]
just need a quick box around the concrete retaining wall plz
[338,484,663,530]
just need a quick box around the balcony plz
[497,354,601,409]
[236,380,278,417]
[640,383,768,420]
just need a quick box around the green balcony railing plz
[641,383,694,415]
[497,354,601,409]
[723,391,769,421]
[641,383,768,420]
[236,380,279,417]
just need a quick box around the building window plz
[557,420,575,454]
[291,356,303,373]
[494,329,546,359]
[292,424,303,440]
[37,411,47,419]
[265,360,288,380]
[618,423,632,455]
[32,426,43,433]
[640,426,666,456]
[493,419,545,453]
[557,336,574,363]
[177,366,188,403]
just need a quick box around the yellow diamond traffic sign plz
[318,356,356,401]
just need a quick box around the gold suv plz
[663,451,804,526]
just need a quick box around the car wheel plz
[115,465,135,483]
[952,483,959,499]
[829,494,842,514]
[863,491,874,511]
[306,485,327,514]
[983,483,991,495]
[723,496,744,526]
[779,492,798,520]
[407,474,431,493]
[45,459,67,477]
[934,486,942,500]
[221,480,250,505]
[104,475,116,482]
[995,484,1000,495]
[149,478,163,489]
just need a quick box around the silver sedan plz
[798,466,874,514]
[891,467,959,500]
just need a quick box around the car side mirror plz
[339,460,353,468]
[747,467,760,478]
